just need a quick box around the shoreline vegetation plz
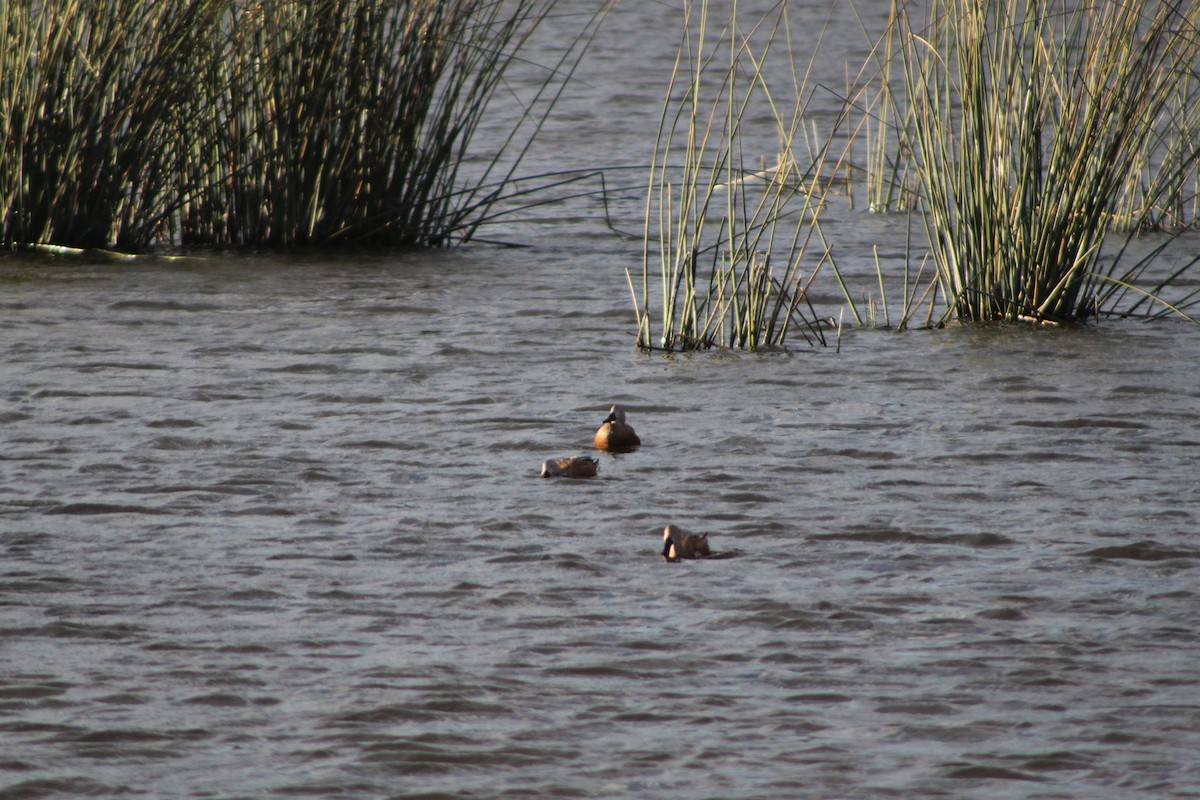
[1,0,604,251]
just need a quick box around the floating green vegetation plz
[633,0,854,351]
[894,0,1200,324]
[1,0,603,252]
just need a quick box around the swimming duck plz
[541,456,600,479]
[594,405,641,451]
[662,524,711,561]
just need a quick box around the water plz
[4,3,1200,799]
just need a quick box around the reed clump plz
[895,0,1200,323]
[1,1,212,250]
[635,0,852,351]
[1,0,597,252]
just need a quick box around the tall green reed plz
[896,0,1200,323]
[1,1,216,249]
[636,0,850,351]
[2,0,601,252]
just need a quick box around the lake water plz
[4,3,1200,799]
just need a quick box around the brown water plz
[4,3,1200,799]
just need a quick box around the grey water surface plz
[4,3,1200,799]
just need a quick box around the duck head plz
[662,524,680,560]
[603,405,626,425]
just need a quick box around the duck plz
[662,524,711,561]
[594,405,641,451]
[541,455,600,479]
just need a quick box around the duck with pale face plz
[541,456,600,479]
[594,405,641,452]
[661,524,711,561]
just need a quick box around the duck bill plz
[662,540,676,560]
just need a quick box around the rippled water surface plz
[5,4,1200,800]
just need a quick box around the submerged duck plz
[662,524,711,561]
[594,405,641,451]
[541,455,600,479]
